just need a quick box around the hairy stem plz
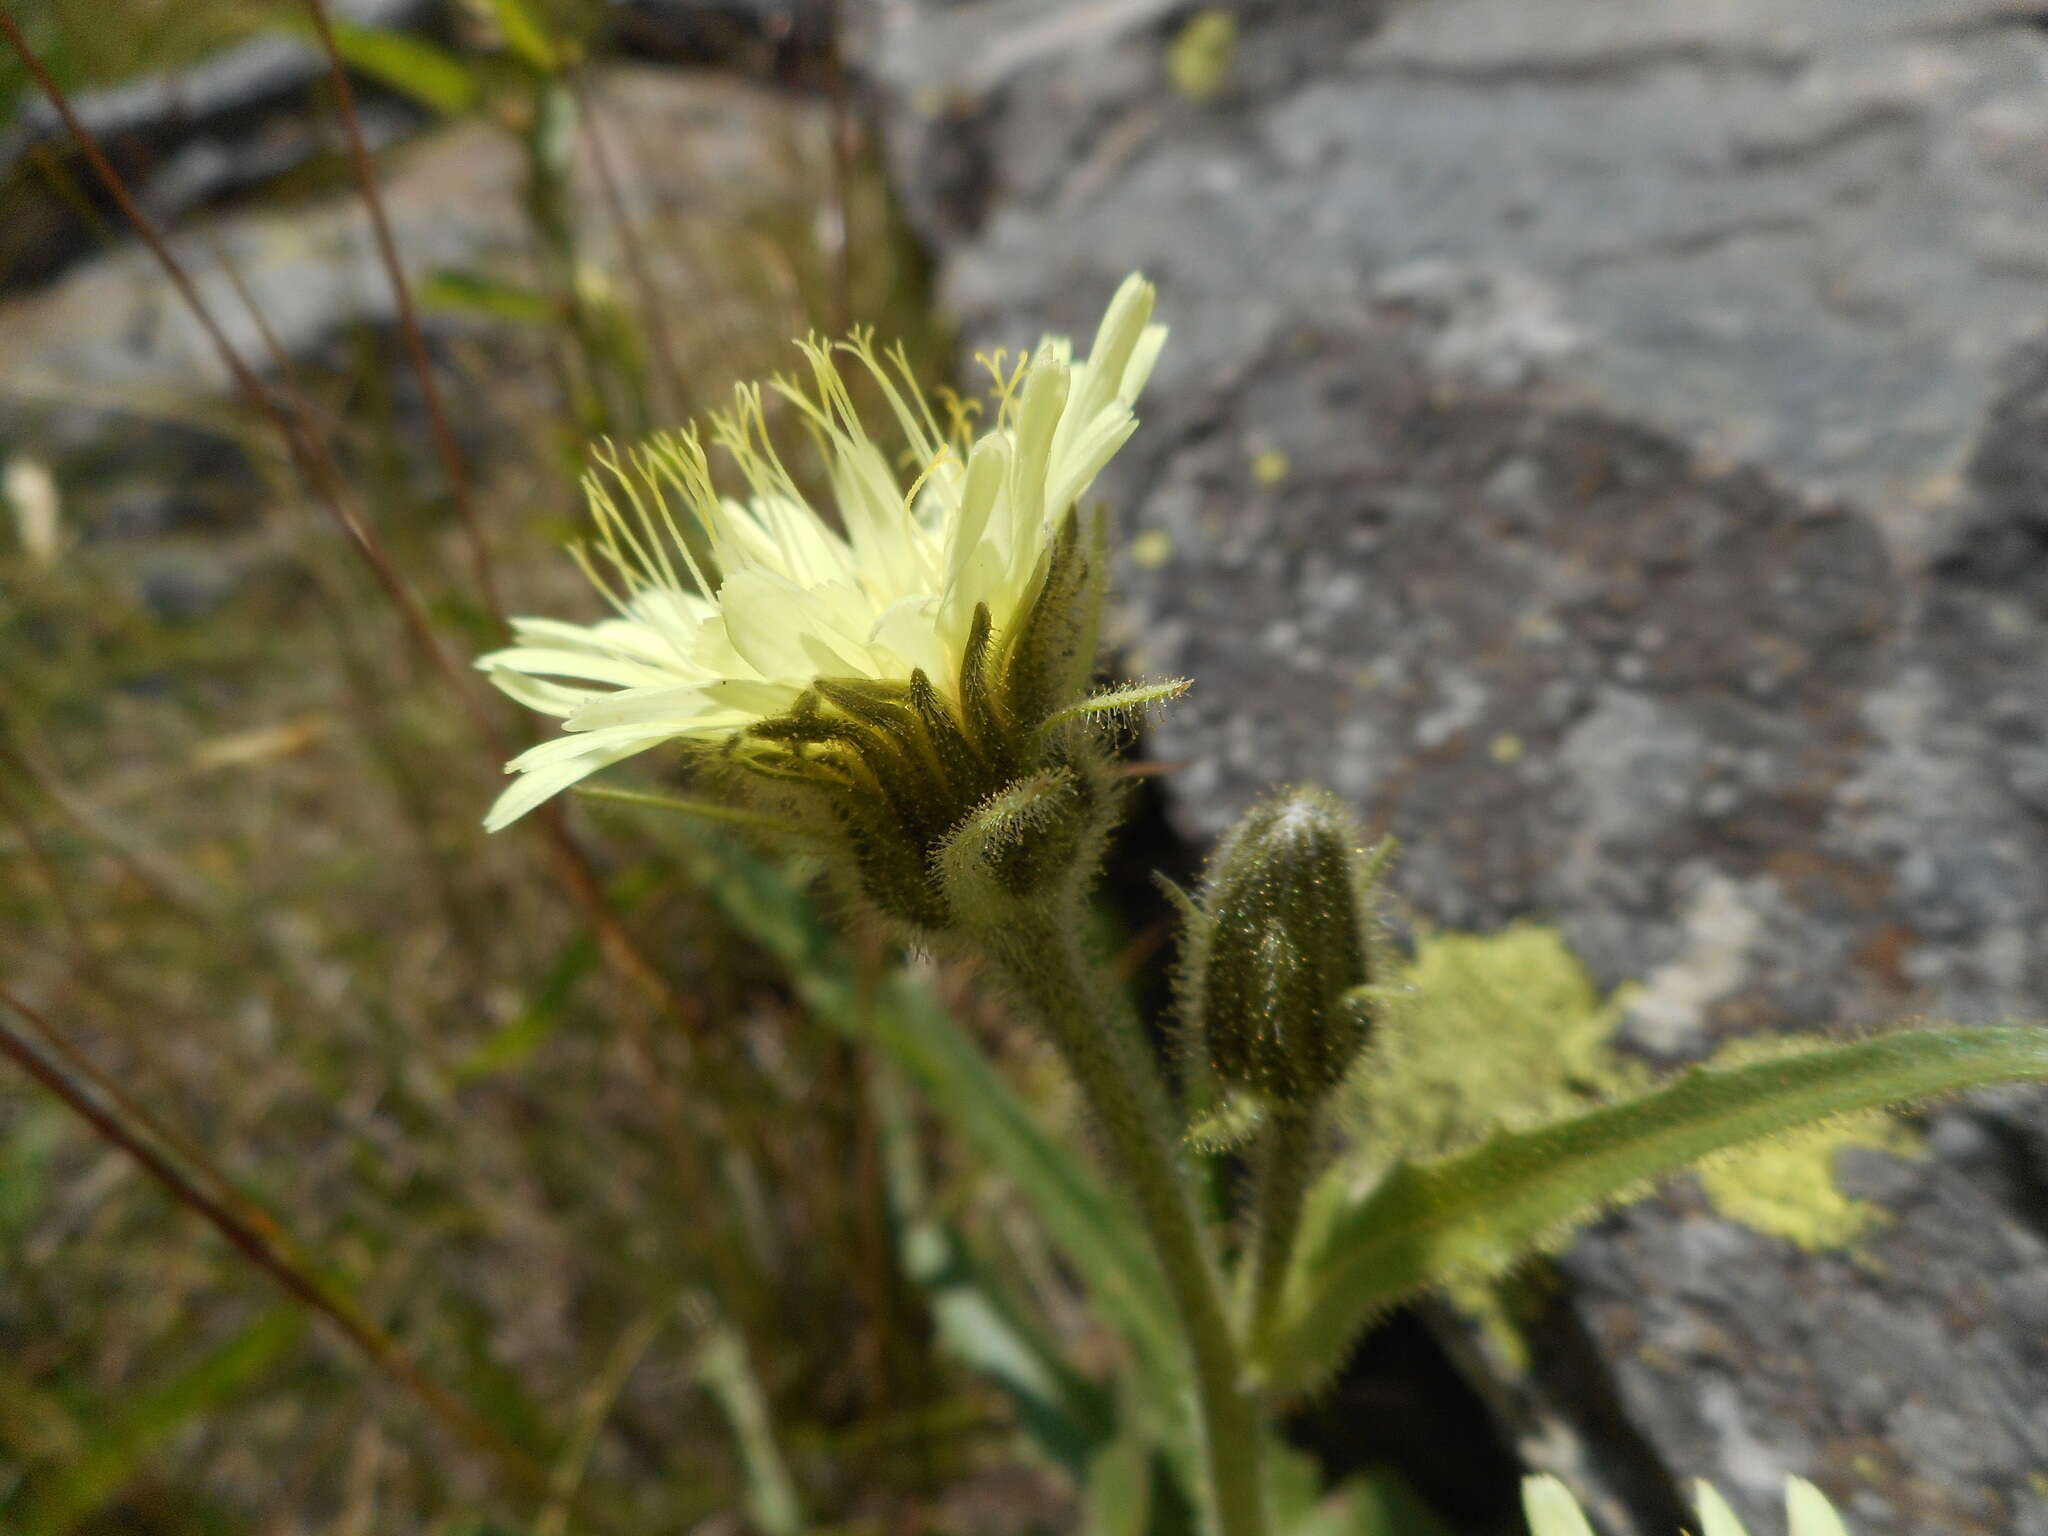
[976,909,1268,1536]
[1249,1105,1315,1346]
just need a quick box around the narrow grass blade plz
[695,1319,804,1536]
[910,1217,1118,1474]
[456,932,599,1080]
[677,833,1189,1412]
[488,0,559,72]
[876,1067,1116,1474]
[420,269,557,326]
[24,1308,302,1536]
[1082,1433,1154,1536]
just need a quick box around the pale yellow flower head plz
[1521,1475,1851,1536]
[479,274,1163,834]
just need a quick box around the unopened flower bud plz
[1184,787,1381,1105]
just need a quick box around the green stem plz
[1249,1106,1314,1345]
[976,909,1269,1536]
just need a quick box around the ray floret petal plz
[1520,1474,1854,1536]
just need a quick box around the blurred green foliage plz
[0,0,273,117]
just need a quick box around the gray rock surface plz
[858,0,2048,1528]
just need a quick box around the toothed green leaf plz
[1261,1026,2048,1393]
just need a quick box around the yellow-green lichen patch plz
[1328,922,1643,1372]
[1166,9,1236,102]
[1349,921,1647,1167]
[1251,448,1291,485]
[1130,528,1173,569]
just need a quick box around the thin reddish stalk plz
[302,0,506,620]
[208,227,707,1037]
[200,234,495,966]
[0,771,93,941]
[201,228,338,447]
[0,773,206,1145]
[0,772,225,1090]
[572,72,689,422]
[0,988,613,1528]
[0,11,498,751]
[193,129,712,1052]
[0,727,212,919]
[0,12,717,1050]
[0,938,281,1244]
